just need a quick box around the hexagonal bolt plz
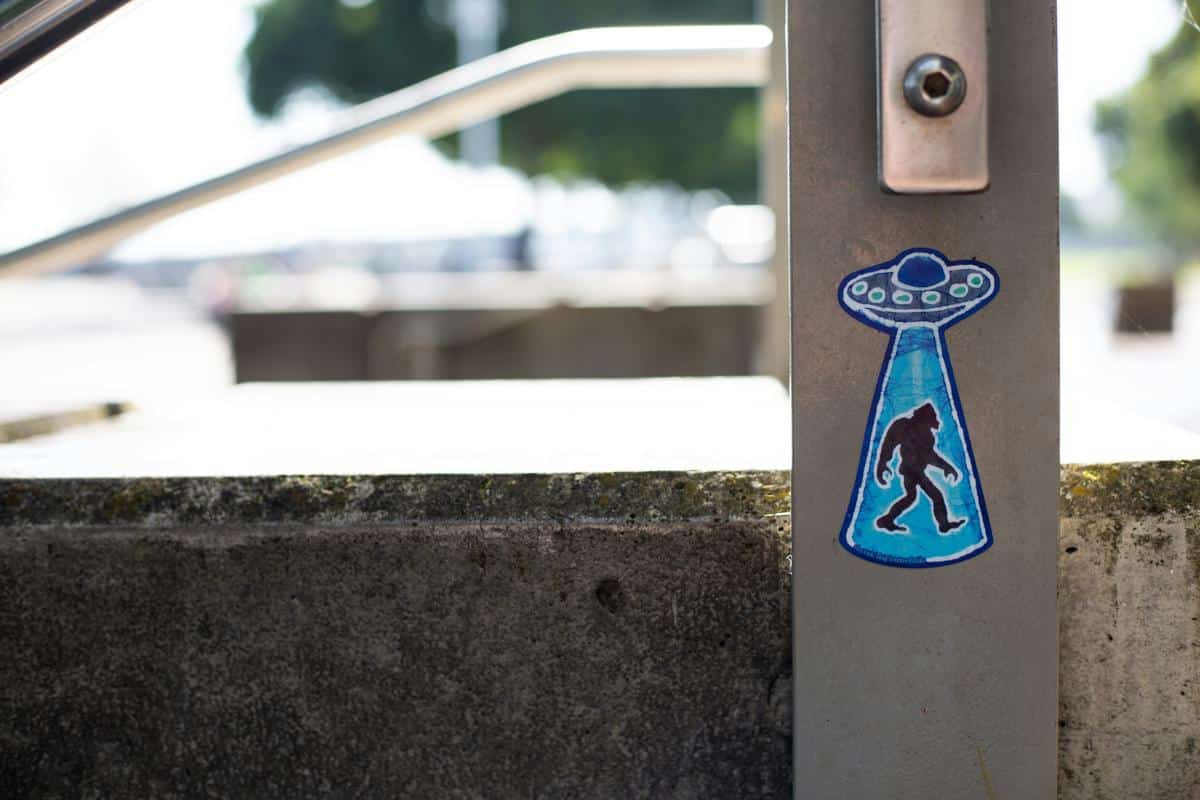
[902,54,967,117]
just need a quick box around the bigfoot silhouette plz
[874,402,967,534]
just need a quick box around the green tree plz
[1096,16,1200,250]
[244,0,760,200]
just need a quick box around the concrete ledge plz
[0,472,789,529]
[0,471,792,799]
[0,463,1197,797]
[1062,460,1200,517]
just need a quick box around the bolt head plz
[903,54,967,117]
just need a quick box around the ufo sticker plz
[837,248,998,568]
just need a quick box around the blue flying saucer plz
[840,249,997,330]
[837,248,998,568]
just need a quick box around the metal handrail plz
[0,24,772,278]
[0,0,137,84]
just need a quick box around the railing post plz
[757,0,789,383]
[788,1,1059,796]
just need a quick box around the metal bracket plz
[878,0,988,193]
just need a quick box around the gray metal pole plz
[789,0,1059,796]
[756,0,788,383]
[453,0,502,165]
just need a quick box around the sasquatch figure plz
[874,402,966,534]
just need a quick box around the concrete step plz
[0,380,1196,797]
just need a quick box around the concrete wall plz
[232,306,762,382]
[0,464,1197,797]
[1058,463,1200,800]
[0,473,792,799]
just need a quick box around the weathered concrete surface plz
[0,472,793,799]
[1059,463,1200,800]
[1,464,1199,798]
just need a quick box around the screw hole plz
[923,71,951,99]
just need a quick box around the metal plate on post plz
[790,0,1058,796]
[878,0,989,193]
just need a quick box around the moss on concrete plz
[9,461,1200,534]
[1060,462,1200,578]
[0,471,791,530]
[6,461,1200,541]
[1061,461,1200,517]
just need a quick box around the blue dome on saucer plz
[896,252,947,288]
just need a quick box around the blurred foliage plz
[244,0,760,200]
[1096,15,1200,249]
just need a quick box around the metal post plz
[756,0,788,383]
[789,1,1058,796]
[452,0,502,165]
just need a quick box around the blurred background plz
[1,0,1198,458]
